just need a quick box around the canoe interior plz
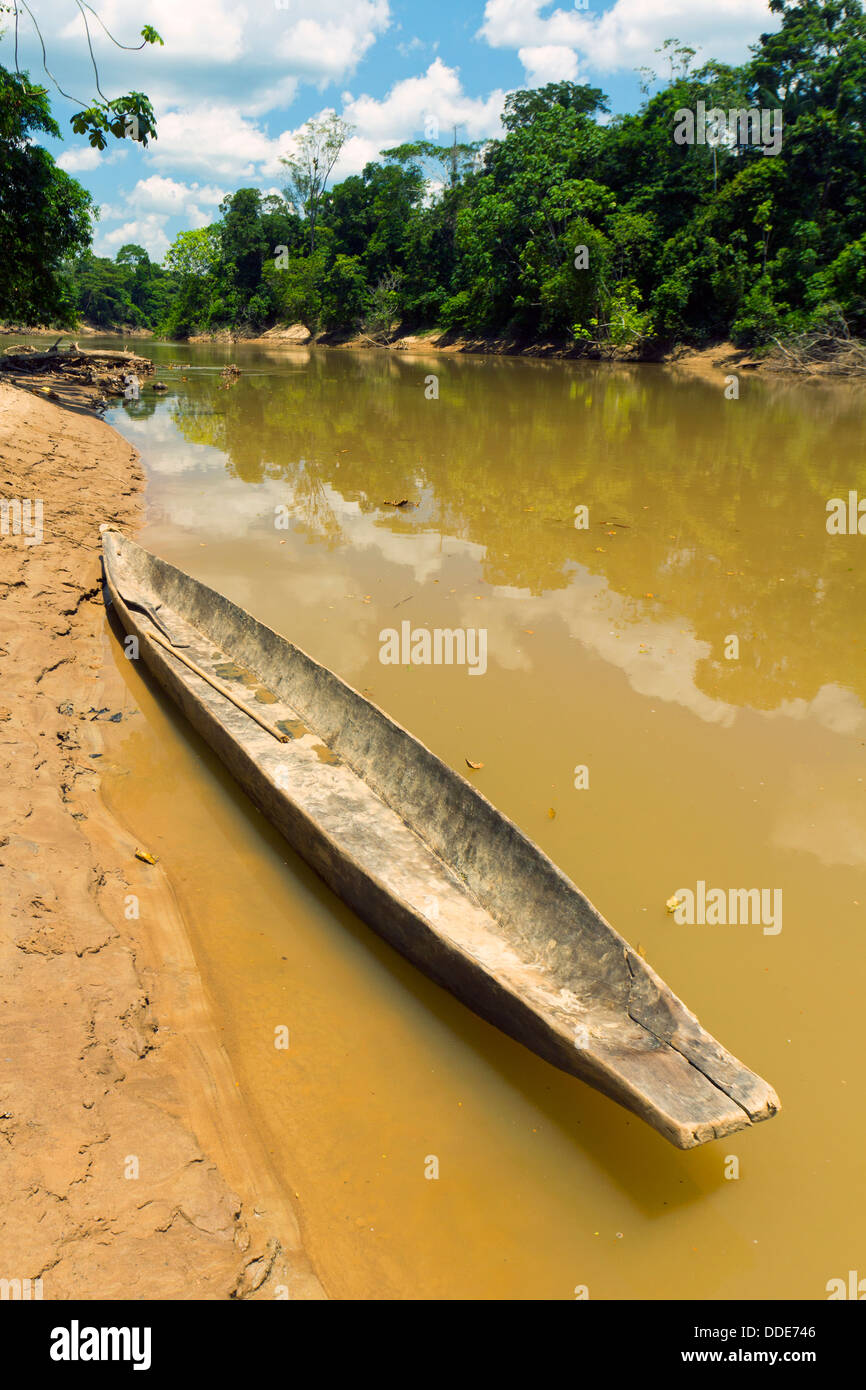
[101,529,780,1149]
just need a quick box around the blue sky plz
[4,0,780,262]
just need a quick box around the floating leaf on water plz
[465,758,484,770]
[548,808,556,819]
[383,498,409,507]
[665,894,682,913]
[135,849,157,865]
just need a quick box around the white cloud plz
[480,0,779,77]
[56,144,128,173]
[127,175,226,213]
[244,60,506,188]
[273,8,388,81]
[54,0,248,62]
[92,176,227,257]
[146,106,285,178]
[30,0,391,111]
[343,58,504,141]
[97,216,172,258]
[518,44,579,86]
[55,145,104,172]
[397,36,437,59]
[334,58,506,176]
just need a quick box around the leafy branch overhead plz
[71,90,158,149]
[5,2,163,146]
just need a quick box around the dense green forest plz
[3,0,866,351]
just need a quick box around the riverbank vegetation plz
[3,0,865,358]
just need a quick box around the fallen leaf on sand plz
[465,758,484,770]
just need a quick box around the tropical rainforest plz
[1,0,865,353]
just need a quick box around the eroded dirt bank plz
[0,378,323,1299]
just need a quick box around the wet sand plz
[0,377,322,1299]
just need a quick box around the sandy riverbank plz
[9,322,863,380]
[0,376,323,1299]
[187,323,862,379]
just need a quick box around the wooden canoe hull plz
[101,529,780,1148]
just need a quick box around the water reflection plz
[112,345,866,720]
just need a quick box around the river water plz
[73,338,865,1297]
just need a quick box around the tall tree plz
[220,189,268,294]
[380,138,482,189]
[501,81,609,131]
[280,113,354,252]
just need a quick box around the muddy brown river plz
[83,338,864,1298]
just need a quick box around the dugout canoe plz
[101,529,780,1148]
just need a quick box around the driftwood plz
[765,319,866,376]
[1,348,153,375]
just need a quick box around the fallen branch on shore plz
[765,319,866,376]
[1,347,153,374]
